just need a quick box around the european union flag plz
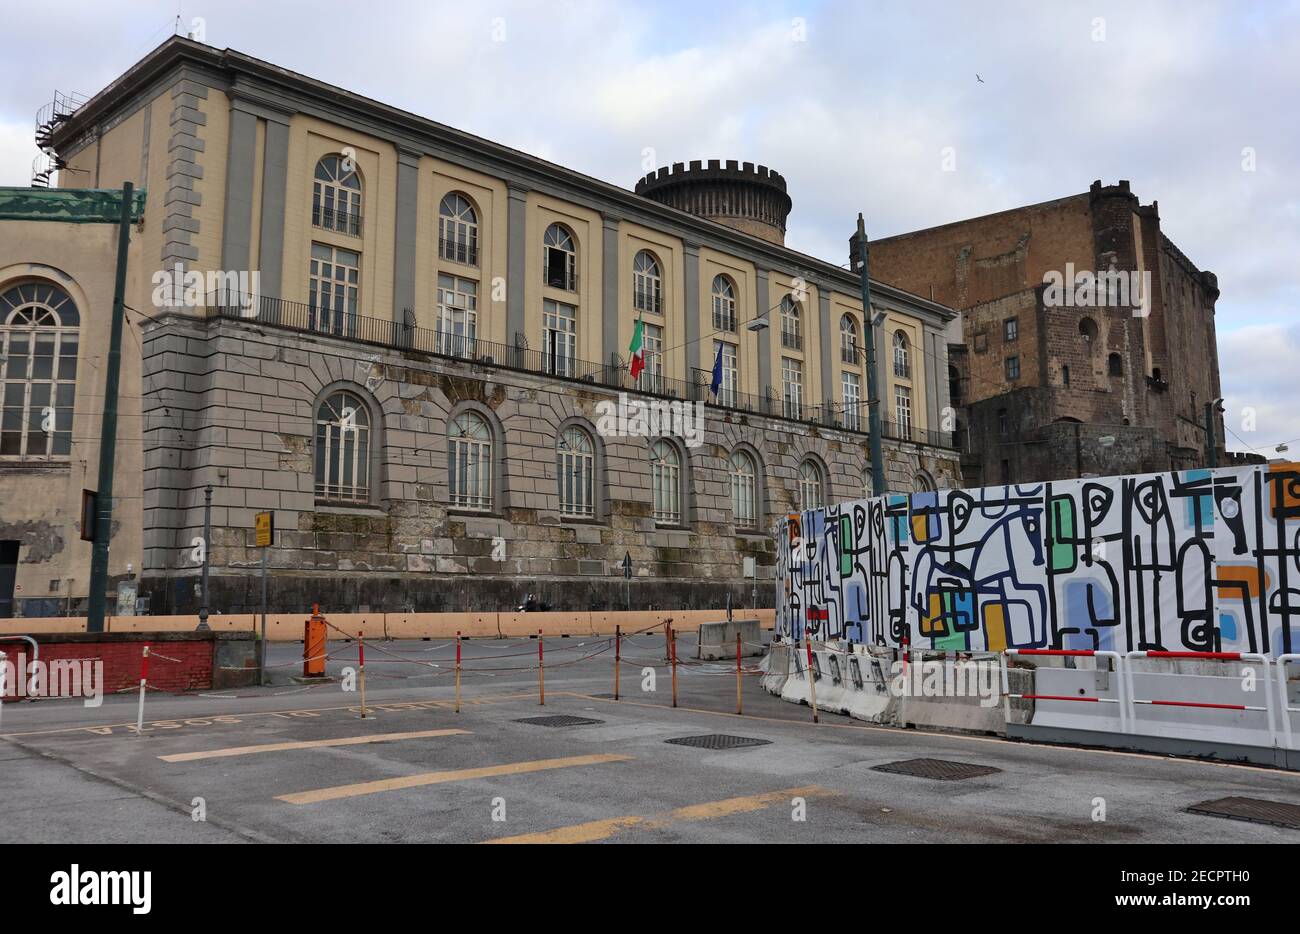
[710,342,723,397]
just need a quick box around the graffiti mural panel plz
[776,463,1300,658]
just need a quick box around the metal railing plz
[312,205,363,237]
[204,292,955,447]
[438,236,477,266]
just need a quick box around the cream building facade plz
[0,37,959,616]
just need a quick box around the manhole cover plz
[514,715,605,727]
[871,758,1001,781]
[664,734,772,750]
[1186,796,1300,830]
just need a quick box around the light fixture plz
[745,318,769,332]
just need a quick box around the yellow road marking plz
[277,753,633,805]
[483,785,839,844]
[0,691,538,739]
[158,728,470,762]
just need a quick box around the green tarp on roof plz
[0,187,146,223]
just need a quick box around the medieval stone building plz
[0,37,959,617]
[871,180,1226,486]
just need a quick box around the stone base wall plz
[139,313,962,614]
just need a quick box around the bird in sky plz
[976,73,985,83]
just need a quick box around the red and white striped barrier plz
[1277,654,1300,750]
[1000,649,1127,732]
[1124,650,1274,738]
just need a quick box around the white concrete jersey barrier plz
[763,641,1300,765]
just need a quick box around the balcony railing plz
[204,292,954,448]
[312,206,363,237]
[438,236,478,266]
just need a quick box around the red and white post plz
[806,638,819,724]
[136,644,151,733]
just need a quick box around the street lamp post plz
[851,214,887,497]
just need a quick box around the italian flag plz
[629,316,645,380]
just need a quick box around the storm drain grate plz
[871,758,1001,781]
[1186,796,1300,830]
[664,734,772,750]
[514,715,605,727]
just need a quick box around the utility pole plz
[86,182,135,633]
[198,485,213,630]
[852,213,887,496]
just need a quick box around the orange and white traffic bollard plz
[736,632,743,715]
[614,625,621,701]
[455,630,462,714]
[670,625,678,708]
[538,629,545,706]
[136,644,151,733]
[805,638,819,724]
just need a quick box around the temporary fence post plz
[670,625,678,708]
[455,630,462,714]
[614,625,621,701]
[136,644,150,733]
[358,632,369,719]
[538,629,545,706]
[736,632,743,715]
[806,639,819,724]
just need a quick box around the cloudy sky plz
[1,0,1295,453]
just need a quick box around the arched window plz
[893,331,911,379]
[438,192,478,265]
[712,275,737,332]
[1079,317,1098,344]
[0,282,78,458]
[780,296,801,350]
[312,154,362,235]
[557,426,595,518]
[633,250,662,314]
[1108,352,1123,377]
[650,440,682,525]
[797,458,823,511]
[728,449,758,529]
[449,412,493,511]
[543,223,576,290]
[314,391,371,502]
[862,466,873,500]
[913,470,935,493]
[840,314,859,364]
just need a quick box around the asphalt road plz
[2,632,1298,843]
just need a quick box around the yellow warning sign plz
[255,511,274,548]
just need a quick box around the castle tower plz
[634,159,792,245]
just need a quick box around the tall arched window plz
[449,412,493,511]
[557,426,595,517]
[438,192,479,265]
[913,470,935,493]
[893,331,910,379]
[312,154,362,235]
[543,223,576,290]
[728,449,758,529]
[650,440,682,525]
[780,295,802,350]
[712,275,737,332]
[798,459,823,511]
[840,314,859,364]
[1108,352,1123,377]
[315,391,371,502]
[633,250,662,314]
[1079,317,1098,344]
[0,282,78,459]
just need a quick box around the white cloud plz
[1218,324,1300,453]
